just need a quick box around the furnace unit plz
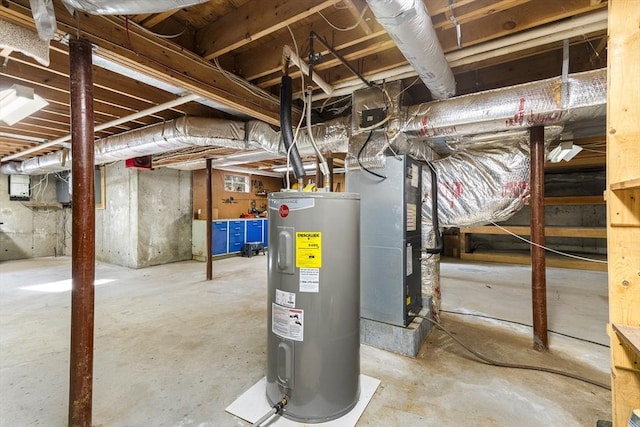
[347,154,422,327]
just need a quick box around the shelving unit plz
[457,194,607,271]
[606,1,640,424]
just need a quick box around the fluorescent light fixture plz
[0,84,49,126]
[272,163,317,173]
[547,141,583,163]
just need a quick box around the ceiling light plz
[272,163,317,173]
[0,84,49,126]
[547,141,583,163]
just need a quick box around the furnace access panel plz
[347,155,422,327]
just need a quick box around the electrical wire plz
[318,5,369,32]
[357,131,386,180]
[286,25,305,104]
[412,313,611,390]
[439,310,610,348]
[487,220,608,264]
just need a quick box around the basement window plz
[224,174,249,193]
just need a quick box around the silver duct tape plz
[62,0,208,15]
[345,132,387,170]
[422,137,530,228]
[367,0,455,99]
[404,69,606,139]
[0,20,50,66]
[29,0,57,41]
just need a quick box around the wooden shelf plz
[610,178,640,191]
[460,250,607,272]
[460,225,606,238]
[612,324,640,358]
[542,195,605,205]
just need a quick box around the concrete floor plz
[1,255,611,426]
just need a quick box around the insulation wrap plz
[403,69,606,140]
[0,20,50,66]
[366,0,455,100]
[62,0,209,15]
[422,138,531,228]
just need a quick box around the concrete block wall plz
[0,174,67,261]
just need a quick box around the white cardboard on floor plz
[226,375,380,426]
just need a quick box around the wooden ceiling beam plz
[233,9,386,82]
[1,62,174,125]
[432,0,532,30]
[139,10,180,29]
[256,36,396,90]
[341,0,372,35]
[195,0,336,60]
[436,0,607,53]
[2,0,283,126]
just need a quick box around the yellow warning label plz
[296,232,322,268]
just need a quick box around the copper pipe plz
[206,158,213,280]
[529,126,548,351]
[68,38,95,427]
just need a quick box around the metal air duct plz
[367,0,456,100]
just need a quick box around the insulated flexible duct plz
[366,0,456,100]
[1,70,606,175]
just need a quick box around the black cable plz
[357,130,386,180]
[413,313,611,390]
[440,309,610,348]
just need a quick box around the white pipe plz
[1,93,201,162]
[367,0,456,99]
[283,45,334,96]
[446,9,607,63]
[310,10,607,102]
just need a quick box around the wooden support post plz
[68,38,95,427]
[530,125,548,351]
[607,1,640,425]
[206,158,213,281]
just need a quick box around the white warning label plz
[275,289,296,308]
[299,268,320,293]
[272,304,304,341]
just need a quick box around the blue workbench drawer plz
[212,221,228,255]
[246,219,263,243]
[228,221,245,252]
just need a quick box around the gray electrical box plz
[347,155,422,327]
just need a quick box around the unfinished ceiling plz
[0,0,608,174]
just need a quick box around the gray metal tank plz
[266,192,360,423]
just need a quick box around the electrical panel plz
[346,154,422,327]
[8,174,30,201]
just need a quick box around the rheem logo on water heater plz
[279,204,289,218]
